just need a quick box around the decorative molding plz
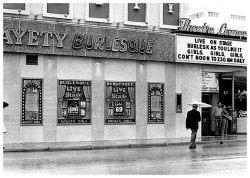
[42,3,73,19]
[123,3,150,27]
[3,3,30,15]
[85,3,113,23]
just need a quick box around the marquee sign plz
[177,18,247,39]
[176,35,246,66]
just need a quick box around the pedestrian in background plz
[186,104,201,149]
[213,102,223,136]
[221,104,230,136]
[3,101,9,134]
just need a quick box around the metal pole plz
[232,74,235,110]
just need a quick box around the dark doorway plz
[202,94,212,136]
[219,78,232,107]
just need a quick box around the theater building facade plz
[3,3,246,144]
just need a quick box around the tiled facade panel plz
[56,56,93,142]
[146,62,165,138]
[3,53,21,143]
[57,56,92,80]
[164,63,176,138]
[136,61,148,139]
[20,54,44,142]
[178,63,202,138]
[3,53,204,143]
[104,59,137,140]
[43,55,58,142]
[91,59,105,141]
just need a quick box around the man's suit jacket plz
[186,109,201,130]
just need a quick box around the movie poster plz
[105,82,135,124]
[58,80,91,125]
[148,83,164,123]
[21,79,43,125]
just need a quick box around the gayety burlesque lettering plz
[3,28,154,54]
[3,29,67,47]
[72,34,154,54]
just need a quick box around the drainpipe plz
[232,74,235,110]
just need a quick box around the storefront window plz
[105,81,135,124]
[148,83,164,123]
[234,77,247,113]
[124,3,149,26]
[43,3,73,19]
[57,80,91,125]
[21,79,42,125]
[3,3,29,15]
[85,3,113,23]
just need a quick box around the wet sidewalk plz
[3,134,247,152]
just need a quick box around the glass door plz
[202,94,211,136]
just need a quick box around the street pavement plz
[3,134,247,152]
[3,141,247,175]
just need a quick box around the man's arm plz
[197,111,201,122]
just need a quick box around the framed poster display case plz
[57,80,91,125]
[105,81,135,124]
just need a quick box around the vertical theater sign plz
[105,82,135,124]
[57,80,91,125]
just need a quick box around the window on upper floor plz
[189,12,204,19]
[231,14,246,21]
[85,3,113,23]
[3,3,30,15]
[43,3,73,19]
[208,12,219,18]
[159,3,180,29]
[124,3,150,26]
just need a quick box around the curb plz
[3,139,246,152]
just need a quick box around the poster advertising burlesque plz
[148,83,164,123]
[57,80,91,125]
[21,79,43,125]
[105,82,135,124]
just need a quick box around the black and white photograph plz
[2,0,247,175]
